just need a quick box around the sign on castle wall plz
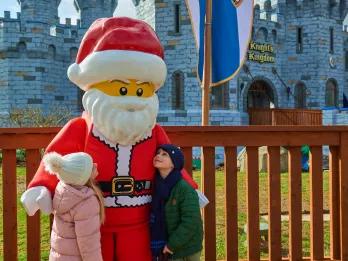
[248,41,275,63]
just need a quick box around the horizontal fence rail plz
[1,126,348,261]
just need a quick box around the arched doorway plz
[246,79,275,109]
[294,81,307,108]
[325,78,338,108]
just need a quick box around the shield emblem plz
[232,0,243,7]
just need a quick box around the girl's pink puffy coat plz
[49,182,103,261]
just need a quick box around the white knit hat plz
[43,152,93,186]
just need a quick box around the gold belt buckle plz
[111,177,134,196]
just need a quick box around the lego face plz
[90,79,155,98]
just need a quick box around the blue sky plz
[0,0,136,23]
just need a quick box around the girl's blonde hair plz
[86,178,105,223]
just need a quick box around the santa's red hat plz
[67,17,167,91]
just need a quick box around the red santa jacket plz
[29,116,197,229]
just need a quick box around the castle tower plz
[280,0,346,109]
[340,0,348,19]
[0,1,84,126]
[18,0,59,25]
[75,0,118,28]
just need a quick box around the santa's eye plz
[136,88,144,97]
[119,87,128,96]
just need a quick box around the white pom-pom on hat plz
[43,152,94,186]
[43,152,65,175]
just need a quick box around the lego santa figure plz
[21,17,197,261]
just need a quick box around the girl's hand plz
[163,245,173,255]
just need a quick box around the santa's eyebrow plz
[136,81,150,85]
[110,79,130,84]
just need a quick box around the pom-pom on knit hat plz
[43,152,93,186]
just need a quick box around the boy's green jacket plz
[165,179,203,259]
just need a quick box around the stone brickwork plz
[0,0,117,126]
[134,0,348,127]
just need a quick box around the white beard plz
[82,89,159,146]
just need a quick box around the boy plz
[150,144,203,261]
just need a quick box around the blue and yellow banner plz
[186,0,254,86]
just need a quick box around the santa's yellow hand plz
[91,79,155,97]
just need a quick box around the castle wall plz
[135,0,249,126]
[2,0,348,127]
[0,11,83,121]
[0,0,116,126]
[282,0,346,109]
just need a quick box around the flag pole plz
[202,0,212,126]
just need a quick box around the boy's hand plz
[163,245,173,255]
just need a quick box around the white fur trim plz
[68,50,167,91]
[117,145,133,176]
[104,195,152,207]
[92,125,153,147]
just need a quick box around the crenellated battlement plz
[283,0,347,20]
[253,2,280,23]
[0,11,21,34]
[58,17,81,27]
[0,11,21,21]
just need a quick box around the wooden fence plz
[249,109,323,126]
[1,126,348,261]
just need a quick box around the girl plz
[150,144,203,261]
[43,152,104,261]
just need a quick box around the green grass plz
[192,170,331,260]
[0,168,330,260]
[0,167,51,260]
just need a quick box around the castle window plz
[330,27,334,54]
[325,79,338,107]
[272,29,277,43]
[71,30,78,38]
[345,51,348,71]
[294,82,307,108]
[174,4,181,33]
[48,45,56,59]
[296,27,303,53]
[256,27,268,42]
[172,71,185,110]
[211,81,230,109]
[70,47,78,62]
[17,42,27,58]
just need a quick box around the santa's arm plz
[155,124,198,189]
[28,117,88,194]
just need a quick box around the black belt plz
[98,177,151,196]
